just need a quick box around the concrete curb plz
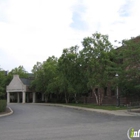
[0,107,13,118]
[33,103,140,116]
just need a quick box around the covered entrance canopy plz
[6,75,36,103]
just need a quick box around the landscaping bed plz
[0,107,11,115]
[0,100,7,112]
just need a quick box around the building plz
[6,75,36,103]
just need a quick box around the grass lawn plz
[62,103,127,110]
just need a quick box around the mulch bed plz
[0,108,11,115]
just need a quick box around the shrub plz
[0,100,7,112]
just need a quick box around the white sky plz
[0,0,140,72]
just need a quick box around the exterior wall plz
[6,75,35,103]
[81,86,128,105]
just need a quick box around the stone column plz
[22,91,26,103]
[17,93,20,103]
[7,92,10,104]
[32,92,36,103]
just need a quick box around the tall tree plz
[32,56,58,102]
[118,36,140,101]
[0,68,7,98]
[81,32,116,105]
[58,46,80,103]
[31,62,44,94]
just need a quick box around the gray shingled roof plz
[20,78,32,86]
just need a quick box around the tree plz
[81,32,116,105]
[6,66,28,85]
[43,56,58,101]
[31,56,59,102]
[31,62,44,94]
[0,68,7,98]
[117,36,140,101]
[58,46,81,103]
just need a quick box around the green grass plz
[62,103,127,110]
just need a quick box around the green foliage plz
[0,32,138,104]
[80,32,116,105]
[30,32,119,104]
[31,56,59,102]
[0,69,7,98]
[6,66,28,86]
[0,100,7,112]
[58,45,85,103]
[117,37,140,100]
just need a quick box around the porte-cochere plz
[6,75,42,103]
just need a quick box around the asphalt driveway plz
[0,104,139,140]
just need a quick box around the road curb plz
[34,103,140,116]
[0,107,13,118]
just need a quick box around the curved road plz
[0,104,139,140]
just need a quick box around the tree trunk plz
[92,88,99,105]
[83,96,87,104]
[98,91,104,105]
[100,92,104,105]
[45,95,48,103]
[98,92,100,105]
[92,88,104,105]
[65,92,69,104]
[74,93,78,103]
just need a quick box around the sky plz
[0,0,140,72]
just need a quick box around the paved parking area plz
[0,104,139,140]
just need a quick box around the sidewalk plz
[36,103,140,116]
